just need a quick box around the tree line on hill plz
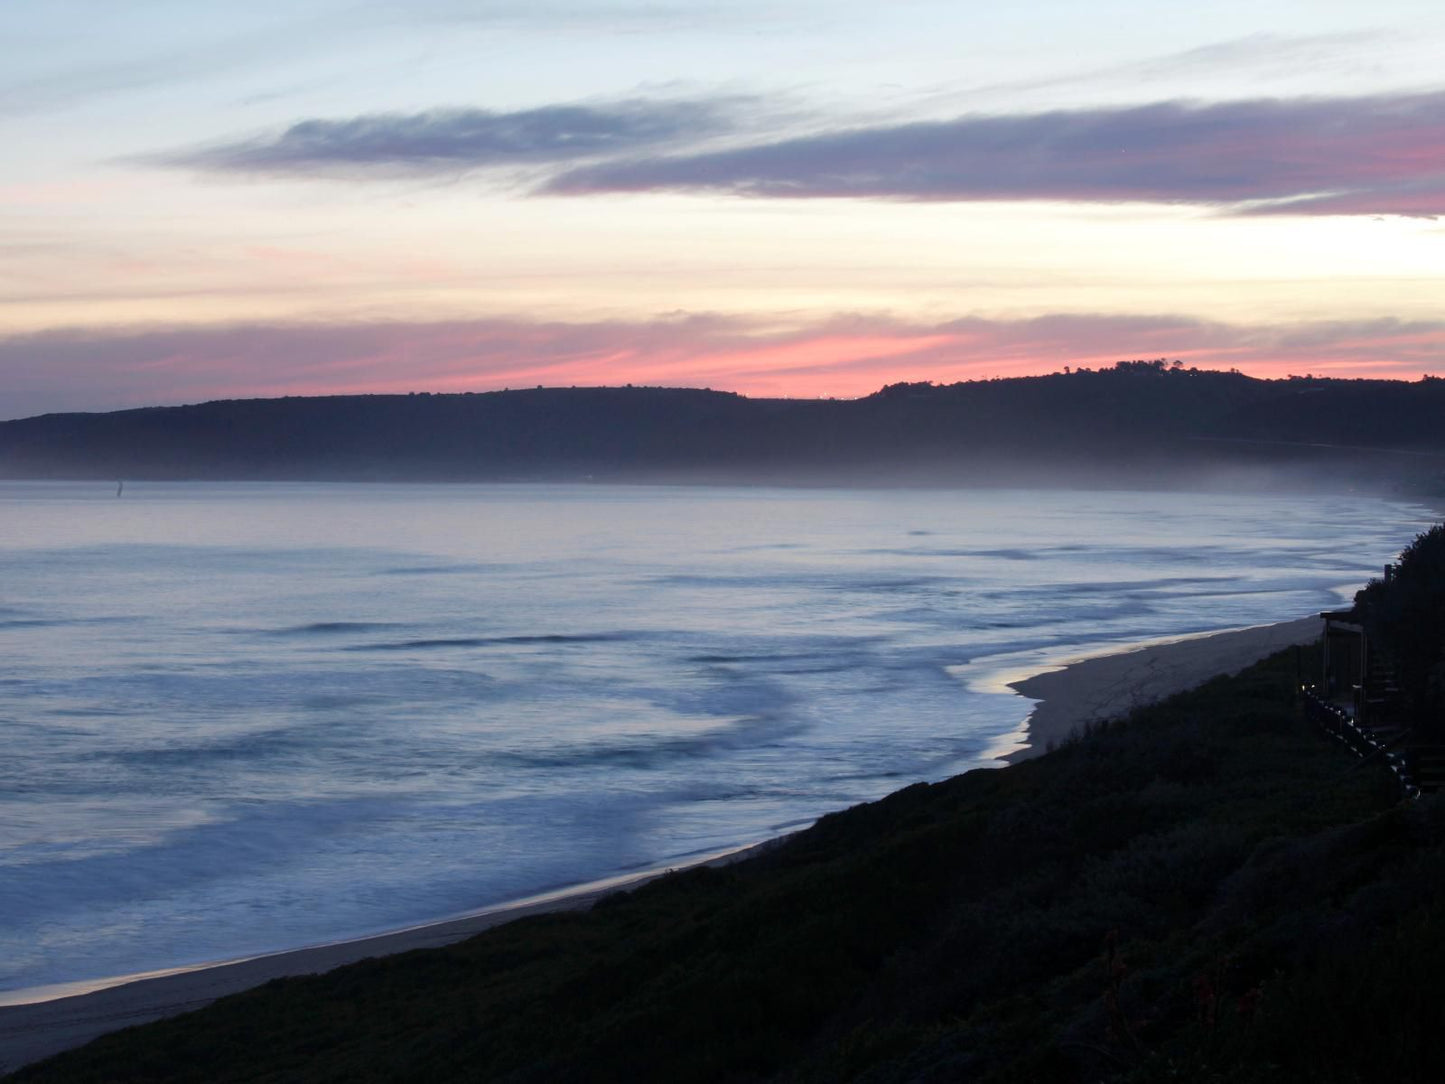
[2,363,1444,492]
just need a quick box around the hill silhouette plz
[3,364,1444,491]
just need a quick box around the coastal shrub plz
[1134,846,1445,1082]
[1078,821,1249,921]
[1355,522,1445,731]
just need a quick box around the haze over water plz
[0,482,1432,996]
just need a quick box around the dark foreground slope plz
[11,649,1445,1083]
[4,366,1445,490]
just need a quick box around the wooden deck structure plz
[1305,606,1445,795]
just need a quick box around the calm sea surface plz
[0,482,1433,996]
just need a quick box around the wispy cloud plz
[0,6,361,119]
[927,31,1401,115]
[393,0,778,32]
[4,312,1443,419]
[153,85,1445,217]
[544,90,1445,216]
[160,99,737,176]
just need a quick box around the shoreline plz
[1002,615,1324,762]
[0,842,772,1071]
[0,616,1325,1072]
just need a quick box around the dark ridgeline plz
[3,363,1445,492]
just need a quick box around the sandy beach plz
[0,616,1324,1073]
[1004,615,1324,762]
[0,845,766,1073]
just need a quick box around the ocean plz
[0,481,1432,998]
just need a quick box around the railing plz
[1300,685,1421,800]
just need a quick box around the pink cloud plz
[164,91,1445,216]
[2,312,1443,419]
[544,92,1445,217]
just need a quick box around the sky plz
[4,0,1445,418]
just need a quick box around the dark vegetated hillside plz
[1213,376,1445,449]
[0,388,769,480]
[13,648,1445,1083]
[3,367,1444,486]
[1354,524,1445,732]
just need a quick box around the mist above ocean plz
[0,481,1432,996]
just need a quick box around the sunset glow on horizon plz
[5,1,1445,418]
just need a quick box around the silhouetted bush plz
[1355,523,1445,733]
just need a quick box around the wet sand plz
[0,845,765,1073]
[1004,616,1322,762]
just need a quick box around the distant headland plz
[4,362,1444,494]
